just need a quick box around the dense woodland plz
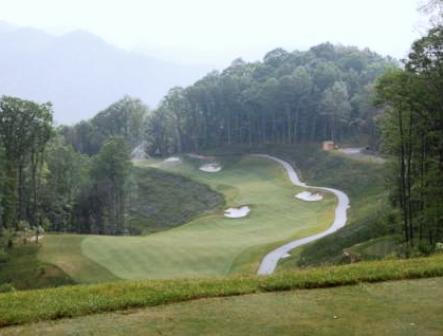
[376,25,443,248]
[0,29,442,257]
[143,44,395,155]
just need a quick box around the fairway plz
[39,155,336,280]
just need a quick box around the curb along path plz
[252,154,350,275]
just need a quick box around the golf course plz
[37,154,337,281]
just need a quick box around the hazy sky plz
[0,0,428,67]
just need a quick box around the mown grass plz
[3,277,442,336]
[40,155,334,281]
[250,144,392,268]
[0,254,442,328]
[37,234,118,284]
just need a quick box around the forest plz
[0,31,442,256]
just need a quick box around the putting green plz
[40,155,336,280]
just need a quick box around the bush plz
[0,249,8,263]
[0,283,15,293]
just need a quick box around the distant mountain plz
[0,23,213,124]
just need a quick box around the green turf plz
[0,244,74,290]
[38,155,335,280]
[2,277,442,336]
[37,234,118,284]
[250,144,392,268]
[83,155,335,279]
[0,254,442,329]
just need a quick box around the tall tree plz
[0,96,53,229]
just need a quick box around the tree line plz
[376,24,443,249]
[143,43,395,155]
[0,97,138,250]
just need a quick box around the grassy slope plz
[3,277,442,336]
[0,244,74,290]
[128,167,224,234]
[0,254,442,328]
[249,144,391,268]
[38,155,334,280]
[37,234,118,284]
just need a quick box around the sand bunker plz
[224,206,250,218]
[164,157,181,163]
[199,163,222,173]
[295,191,323,202]
[338,147,363,155]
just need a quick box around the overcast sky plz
[0,0,429,67]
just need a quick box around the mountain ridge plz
[0,22,213,124]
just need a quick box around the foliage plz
[0,96,53,229]
[61,96,149,155]
[0,283,15,293]
[0,254,442,327]
[87,136,132,234]
[375,25,443,247]
[144,44,396,155]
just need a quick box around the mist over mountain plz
[0,22,213,124]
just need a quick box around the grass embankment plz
[3,277,443,335]
[128,167,224,234]
[251,144,391,268]
[38,155,335,280]
[37,235,118,284]
[0,245,74,291]
[0,254,442,328]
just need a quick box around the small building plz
[322,141,335,151]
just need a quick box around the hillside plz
[0,22,211,124]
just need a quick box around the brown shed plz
[322,141,335,151]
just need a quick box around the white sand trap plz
[164,157,181,163]
[199,163,222,173]
[224,206,250,218]
[339,147,363,155]
[296,191,323,202]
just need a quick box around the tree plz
[376,25,443,248]
[90,137,132,234]
[0,96,53,229]
[320,81,352,141]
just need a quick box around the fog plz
[0,0,426,67]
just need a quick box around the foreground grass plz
[0,254,442,328]
[3,277,442,335]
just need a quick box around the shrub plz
[0,248,8,263]
[0,283,15,293]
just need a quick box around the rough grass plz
[39,155,335,281]
[0,244,74,290]
[128,167,224,234]
[0,254,442,328]
[3,277,442,336]
[250,144,392,268]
